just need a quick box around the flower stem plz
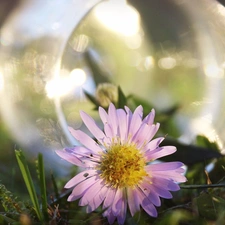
[180,183,225,189]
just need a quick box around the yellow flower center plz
[98,143,147,188]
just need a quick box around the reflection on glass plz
[0,71,4,91]
[70,34,89,52]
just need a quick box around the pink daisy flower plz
[56,103,186,224]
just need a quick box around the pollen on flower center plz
[99,143,147,188]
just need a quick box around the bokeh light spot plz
[158,57,177,70]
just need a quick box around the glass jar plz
[0,0,225,170]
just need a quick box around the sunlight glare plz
[217,3,225,16]
[69,68,86,86]
[46,78,68,98]
[204,64,224,78]
[94,0,140,37]
[191,116,223,151]
[46,68,87,98]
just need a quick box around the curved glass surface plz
[0,0,225,169]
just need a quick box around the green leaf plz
[83,90,99,110]
[195,192,225,220]
[117,86,127,108]
[162,210,192,225]
[37,153,48,221]
[161,138,223,165]
[207,157,225,184]
[15,150,43,222]
[51,172,59,201]
[84,49,110,85]
[216,210,225,224]
[196,135,220,151]
[127,94,154,116]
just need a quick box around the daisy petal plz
[131,122,151,146]
[112,188,123,216]
[127,187,140,216]
[68,175,100,202]
[144,123,160,144]
[103,187,117,209]
[68,127,102,154]
[147,162,186,183]
[132,123,159,148]
[55,150,85,167]
[128,105,143,138]
[99,107,115,144]
[136,188,157,217]
[141,198,158,217]
[103,209,116,225]
[143,137,164,152]
[125,106,132,124]
[104,123,114,140]
[99,106,108,124]
[147,161,184,171]
[143,109,155,125]
[79,179,104,206]
[151,184,172,199]
[152,177,180,191]
[139,181,161,207]
[66,146,91,155]
[151,170,187,183]
[117,192,127,225]
[145,146,177,161]
[86,185,109,213]
[108,103,118,136]
[117,109,128,144]
[80,111,106,144]
[65,169,98,188]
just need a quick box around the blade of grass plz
[0,213,17,223]
[15,150,43,222]
[37,153,48,221]
[51,172,59,201]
